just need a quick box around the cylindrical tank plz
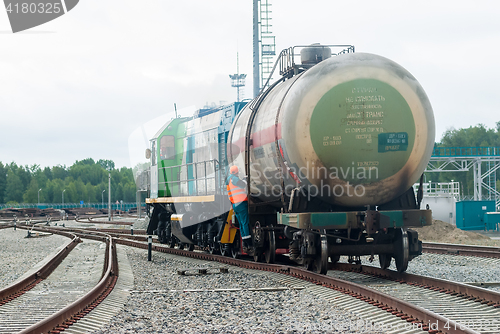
[228,52,435,207]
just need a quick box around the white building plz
[415,181,460,225]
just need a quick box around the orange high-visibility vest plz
[226,176,248,204]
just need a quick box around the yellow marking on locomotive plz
[146,195,215,204]
[226,209,234,223]
[221,209,237,244]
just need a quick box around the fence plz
[0,202,143,212]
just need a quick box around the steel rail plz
[333,262,500,306]
[49,227,500,305]
[75,215,135,225]
[423,242,500,258]
[33,226,497,333]
[66,230,500,304]
[113,237,478,334]
[18,229,118,334]
[58,227,146,235]
[0,229,80,306]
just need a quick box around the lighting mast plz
[229,52,247,102]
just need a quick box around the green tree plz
[74,180,87,204]
[440,124,498,148]
[113,183,124,202]
[15,164,31,190]
[436,123,500,197]
[1,158,137,206]
[65,181,78,203]
[45,178,64,203]
[52,165,68,180]
[98,159,115,171]
[5,170,24,203]
[43,167,52,180]
[23,179,42,203]
[85,182,97,203]
[74,158,96,166]
[123,183,137,202]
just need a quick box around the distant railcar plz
[145,44,435,273]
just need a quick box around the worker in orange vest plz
[226,165,252,249]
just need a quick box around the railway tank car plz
[145,44,435,274]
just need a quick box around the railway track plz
[331,263,500,334]
[0,227,121,334]
[31,226,491,334]
[422,242,500,258]
[75,215,136,226]
[0,231,80,308]
[21,225,500,334]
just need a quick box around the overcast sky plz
[1,0,499,169]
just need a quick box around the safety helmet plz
[230,165,239,174]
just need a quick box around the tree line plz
[0,158,137,205]
[428,122,500,197]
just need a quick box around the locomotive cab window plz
[160,135,175,160]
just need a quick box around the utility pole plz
[230,52,247,102]
[253,0,260,98]
[108,172,111,221]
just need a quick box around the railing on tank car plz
[278,44,355,78]
[158,159,223,197]
[432,146,500,157]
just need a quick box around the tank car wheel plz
[312,235,328,274]
[379,254,392,270]
[264,230,276,264]
[185,243,195,251]
[394,228,409,273]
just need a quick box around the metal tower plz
[253,0,276,97]
[426,146,500,207]
[229,52,247,102]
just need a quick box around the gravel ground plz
[406,253,500,282]
[95,248,381,334]
[0,227,69,289]
[353,251,500,284]
[5,219,500,333]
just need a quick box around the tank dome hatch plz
[300,44,332,66]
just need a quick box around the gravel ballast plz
[0,227,69,289]
[96,247,382,334]
[6,218,500,333]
